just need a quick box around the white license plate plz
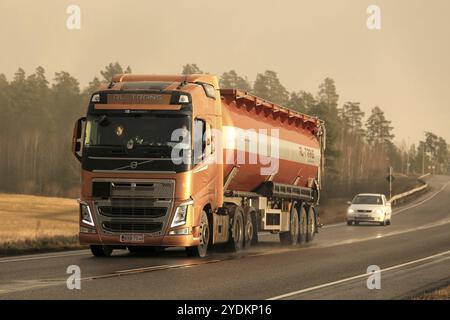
[120,234,144,243]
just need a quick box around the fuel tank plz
[219,89,324,192]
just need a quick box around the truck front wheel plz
[90,245,113,257]
[186,210,210,258]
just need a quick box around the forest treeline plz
[0,62,448,197]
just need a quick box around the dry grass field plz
[414,285,450,300]
[0,193,81,255]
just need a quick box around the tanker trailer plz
[72,74,325,258]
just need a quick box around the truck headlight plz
[79,201,94,227]
[171,200,193,228]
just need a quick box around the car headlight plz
[347,208,354,214]
[375,209,383,215]
[171,200,193,228]
[79,201,94,226]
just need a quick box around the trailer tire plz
[279,206,299,246]
[185,210,209,258]
[227,206,245,252]
[90,245,113,257]
[298,205,308,244]
[306,206,316,242]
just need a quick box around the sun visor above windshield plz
[88,90,192,112]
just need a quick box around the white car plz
[346,193,392,226]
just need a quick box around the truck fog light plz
[80,226,97,234]
[169,228,190,235]
[171,200,193,228]
[78,200,95,227]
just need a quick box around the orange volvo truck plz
[72,74,325,257]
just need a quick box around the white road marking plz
[267,249,450,300]
[0,259,223,295]
[322,217,450,248]
[0,250,90,264]
[394,182,449,215]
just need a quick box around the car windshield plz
[84,114,191,151]
[352,195,383,205]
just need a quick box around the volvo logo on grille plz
[130,161,138,169]
[131,183,137,189]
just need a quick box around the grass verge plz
[0,235,85,257]
[414,284,450,300]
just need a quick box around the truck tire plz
[186,210,210,258]
[306,206,316,242]
[90,245,113,257]
[298,205,308,244]
[227,206,244,252]
[279,206,299,246]
[250,210,259,245]
[244,209,258,248]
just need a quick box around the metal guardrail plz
[389,183,428,205]
[418,173,431,180]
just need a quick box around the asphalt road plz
[0,175,449,300]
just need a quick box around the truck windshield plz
[84,114,191,154]
[352,195,382,205]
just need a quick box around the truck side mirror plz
[72,117,86,162]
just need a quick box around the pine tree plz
[100,62,132,82]
[286,91,316,114]
[365,106,394,145]
[181,64,203,75]
[253,70,289,105]
[219,70,252,92]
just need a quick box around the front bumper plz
[79,232,200,247]
[347,215,384,223]
[79,197,199,247]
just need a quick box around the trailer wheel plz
[306,206,316,242]
[90,245,113,257]
[298,205,308,244]
[279,206,299,246]
[186,210,209,258]
[227,206,244,252]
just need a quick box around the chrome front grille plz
[102,222,163,233]
[355,216,375,221]
[111,181,174,198]
[93,179,175,235]
[98,206,167,218]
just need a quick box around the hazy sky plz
[1,0,449,144]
